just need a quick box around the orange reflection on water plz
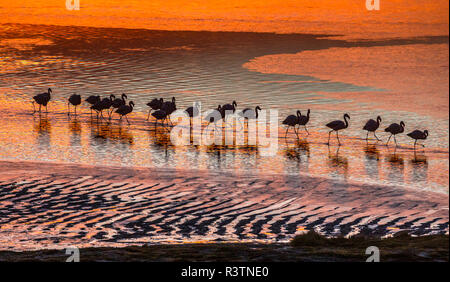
[0,0,447,39]
[0,94,448,193]
[244,44,449,120]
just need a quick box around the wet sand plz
[0,159,448,251]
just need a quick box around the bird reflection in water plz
[33,114,51,148]
[386,147,405,184]
[148,126,171,161]
[69,117,81,147]
[410,150,428,184]
[364,144,381,180]
[328,145,349,179]
[91,122,134,145]
[284,139,310,172]
[205,144,222,169]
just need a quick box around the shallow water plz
[0,23,448,194]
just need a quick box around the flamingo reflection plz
[328,145,349,179]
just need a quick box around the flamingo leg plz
[394,135,398,146]
[414,139,417,149]
[285,127,289,138]
[147,109,152,121]
[386,134,392,146]
[304,125,309,135]
[336,131,341,145]
[125,115,130,125]
[39,104,42,113]
[327,130,332,145]
[32,102,36,114]
[75,106,77,116]
[374,132,381,141]
[365,131,369,141]
[67,103,70,116]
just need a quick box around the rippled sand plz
[0,160,448,251]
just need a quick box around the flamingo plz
[205,105,225,129]
[110,93,127,119]
[67,94,81,116]
[297,109,311,135]
[238,106,261,130]
[282,110,301,138]
[85,95,101,116]
[152,109,169,129]
[32,88,52,114]
[385,121,405,146]
[407,129,428,148]
[91,94,114,120]
[238,106,261,120]
[161,97,177,124]
[326,113,350,145]
[221,100,237,122]
[363,116,382,141]
[185,102,200,127]
[146,98,164,120]
[222,100,237,113]
[115,101,135,124]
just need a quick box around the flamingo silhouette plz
[68,94,81,116]
[110,93,127,119]
[221,100,237,123]
[363,116,382,141]
[407,129,428,149]
[115,101,135,124]
[85,95,101,116]
[161,97,177,125]
[146,98,164,120]
[91,94,114,120]
[152,109,170,130]
[282,110,301,138]
[385,121,405,146]
[238,106,261,120]
[326,113,350,145]
[205,105,226,130]
[185,102,200,127]
[32,88,52,114]
[297,109,311,135]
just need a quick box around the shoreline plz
[1,233,448,262]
